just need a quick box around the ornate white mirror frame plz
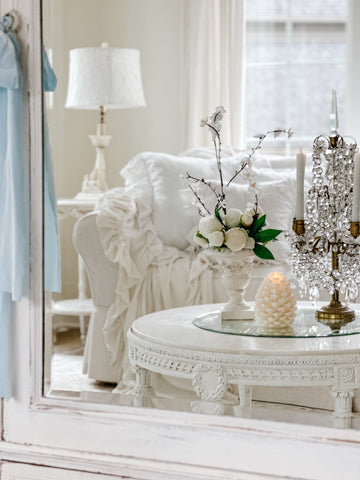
[1,1,360,479]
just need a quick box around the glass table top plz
[193,306,360,338]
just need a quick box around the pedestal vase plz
[213,249,255,321]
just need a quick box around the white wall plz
[43,0,184,301]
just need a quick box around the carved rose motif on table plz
[340,368,356,384]
[192,364,227,401]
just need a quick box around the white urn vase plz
[213,249,255,321]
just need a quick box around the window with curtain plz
[245,0,348,154]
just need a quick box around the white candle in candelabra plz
[295,150,306,220]
[330,89,339,132]
[352,152,360,222]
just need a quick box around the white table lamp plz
[65,43,146,197]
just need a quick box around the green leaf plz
[249,214,266,236]
[253,244,275,260]
[254,228,282,243]
[215,208,222,224]
[196,231,209,242]
[253,214,266,231]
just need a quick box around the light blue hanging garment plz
[0,14,28,399]
[43,48,61,293]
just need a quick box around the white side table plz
[127,303,360,427]
[52,196,100,343]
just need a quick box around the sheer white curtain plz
[182,0,246,150]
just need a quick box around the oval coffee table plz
[127,303,360,422]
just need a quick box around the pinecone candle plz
[255,271,297,331]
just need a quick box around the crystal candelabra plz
[286,133,360,331]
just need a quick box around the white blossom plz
[198,215,223,238]
[248,181,260,195]
[241,211,254,226]
[210,105,226,124]
[246,203,256,216]
[246,236,255,249]
[224,227,248,252]
[242,166,255,180]
[224,208,242,228]
[194,181,213,198]
[208,230,224,247]
[179,174,187,185]
[193,232,209,247]
[205,106,226,139]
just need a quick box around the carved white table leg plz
[331,390,356,429]
[238,385,253,407]
[128,366,155,398]
[331,389,355,418]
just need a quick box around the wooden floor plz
[49,328,115,397]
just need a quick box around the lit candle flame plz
[269,271,284,285]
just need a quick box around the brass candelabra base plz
[351,221,360,238]
[292,219,305,235]
[316,297,355,332]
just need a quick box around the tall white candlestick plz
[352,152,360,222]
[295,150,306,220]
[330,89,339,132]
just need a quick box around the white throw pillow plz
[237,176,296,262]
[225,177,296,231]
[180,146,272,169]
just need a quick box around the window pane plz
[246,65,287,134]
[245,0,348,153]
[289,63,346,139]
[246,0,348,19]
[290,0,347,19]
[247,24,287,64]
[246,0,287,18]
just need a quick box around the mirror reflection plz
[43,0,360,429]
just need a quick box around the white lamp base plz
[78,122,112,197]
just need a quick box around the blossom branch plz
[185,172,220,199]
[213,134,225,211]
[254,194,259,215]
[187,183,211,216]
[226,128,293,186]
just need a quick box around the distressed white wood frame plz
[1,1,360,479]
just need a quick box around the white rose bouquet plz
[186,106,293,260]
